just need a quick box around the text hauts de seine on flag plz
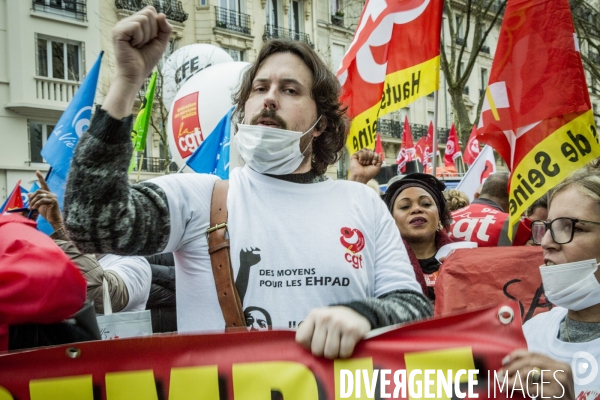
[337,0,443,155]
[476,0,599,235]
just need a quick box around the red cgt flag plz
[0,180,24,213]
[444,124,462,167]
[464,125,481,165]
[338,0,443,156]
[396,116,415,172]
[476,0,599,235]
[425,121,440,160]
[414,136,428,167]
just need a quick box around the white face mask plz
[539,259,600,311]
[233,116,322,175]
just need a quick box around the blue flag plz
[186,107,233,179]
[20,186,30,208]
[41,51,103,179]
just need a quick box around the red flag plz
[476,0,598,235]
[463,125,480,165]
[414,136,428,166]
[422,121,440,167]
[375,131,386,165]
[444,124,462,167]
[338,0,444,155]
[396,116,415,172]
[0,180,24,213]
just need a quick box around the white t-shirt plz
[99,254,152,312]
[151,166,420,333]
[523,307,600,398]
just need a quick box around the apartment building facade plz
[1,0,597,200]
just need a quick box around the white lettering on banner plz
[338,0,431,85]
[452,215,497,242]
[178,128,204,152]
[356,0,431,84]
[52,125,77,149]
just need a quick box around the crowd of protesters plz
[1,6,599,399]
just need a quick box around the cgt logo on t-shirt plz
[340,227,365,269]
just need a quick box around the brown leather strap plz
[207,180,246,328]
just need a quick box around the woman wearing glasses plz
[500,161,600,399]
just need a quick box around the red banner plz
[171,92,203,160]
[475,0,598,235]
[0,304,526,399]
[339,0,443,155]
[444,124,462,167]
[435,247,551,322]
[397,116,415,171]
[464,126,481,166]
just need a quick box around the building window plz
[455,15,465,45]
[29,121,55,164]
[289,0,303,37]
[32,0,87,22]
[266,0,279,29]
[330,0,342,14]
[37,36,82,81]
[215,0,251,35]
[223,47,245,62]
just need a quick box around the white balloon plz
[167,61,250,168]
[162,44,233,110]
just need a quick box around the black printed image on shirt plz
[236,247,261,304]
[244,306,272,331]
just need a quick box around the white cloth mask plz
[233,116,322,175]
[539,259,600,311]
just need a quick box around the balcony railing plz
[263,24,314,47]
[378,120,450,142]
[33,0,87,22]
[35,76,80,103]
[132,157,179,173]
[214,6,251,35]
[115,0,188,23]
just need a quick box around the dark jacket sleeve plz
[63,108,171,256]
[340,289,433,329]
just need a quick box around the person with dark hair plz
[525,193,548,222]
[62,7,431,359]
[381,174,459,300]
[448,172,523,246]
[348,149,459,300]
[475,172,510,212]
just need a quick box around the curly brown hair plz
[231,38,348,175]
[444,189,470,212]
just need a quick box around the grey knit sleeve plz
[63,108,170,256]
[340,289,433,329]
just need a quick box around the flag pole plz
[432,90,439,177]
